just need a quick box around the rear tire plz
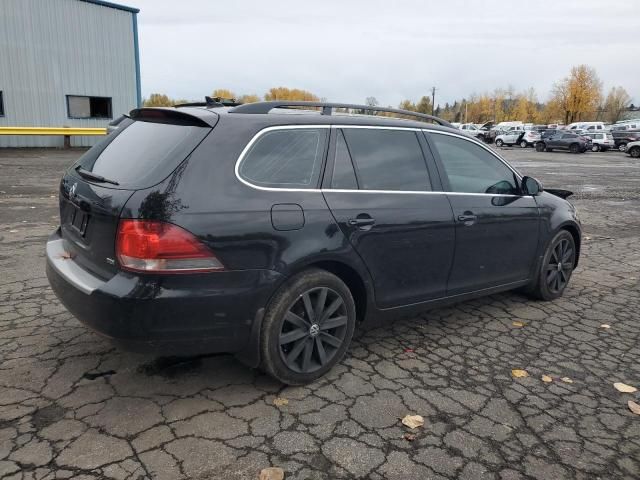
[496,139,504,147]
[260,269,356,385]
[591,144,600,152]
[525,230,576,301]
[629,146,640,158]
[569,143,580,154]
[619,144,627,152]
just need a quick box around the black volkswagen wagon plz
[46,100,581,385]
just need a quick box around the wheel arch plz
[299,259,370,324]
[559,222,581,267]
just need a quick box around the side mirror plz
[522,176,543,196]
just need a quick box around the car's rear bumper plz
[46,229,282,356]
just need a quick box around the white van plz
[612,119,640,131]
[567,121,607,132]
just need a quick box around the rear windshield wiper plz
[74,166,120,186]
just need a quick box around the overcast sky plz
[133,0,639,106]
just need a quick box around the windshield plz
[73,119,210,189]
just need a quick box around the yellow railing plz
[0,127,107,136]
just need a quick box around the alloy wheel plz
[545,238,574,294]
[278,287,349,374]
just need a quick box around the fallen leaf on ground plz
[403,348,414,353]
[273,397,289,407]
[9,230,18,233]
[403,433,417,441]
[561,377,573,384]
[541,375,553,383]
[260,467,285,480]
[600,324,611,329]
[628,401,640,415]
[614,382,637,393]
[512,321,526,327]
[402,414,424,429]
[511,369,529,378]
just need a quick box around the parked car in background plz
[45,100,581,385]
[495,130,541,148]
[536,132,590,153]
[585,132,614,151]
[612,130,640,151]
[458,123,483,138]
[626,140,640,158]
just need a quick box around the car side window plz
[429,133,519,195]
[331,130,358,189]
[562,134,574,139]
[239,128,327,188]
[342,129,432,191]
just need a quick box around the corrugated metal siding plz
[0,0,137,147]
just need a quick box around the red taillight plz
[116,220,224,273]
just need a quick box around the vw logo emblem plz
[309,324,320,337]
[69,183,77,197]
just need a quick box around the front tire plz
[619,143,627,152]
[629,146,640,158]
[592,144,600,152]
[569,143,580,154]
[495,139,504,147]
[525,230,576,301]
[260,269,356,385]
[535,142,545,152]
[520,140,528,148]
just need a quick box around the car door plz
[548,133,564,149]
[322,127,456,308]
[425,131,540,295]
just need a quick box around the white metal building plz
[0,0,141,147]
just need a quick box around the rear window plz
[238,128,328,189]
[73,118,210,189]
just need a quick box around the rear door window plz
[74,118,210,189]
[342,128,432,191]
[238,128,328,189]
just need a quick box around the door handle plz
[457,213,477,225]
[348,217,375,227]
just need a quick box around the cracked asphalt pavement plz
[1,147,639,479]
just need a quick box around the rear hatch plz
[59,108,214,280]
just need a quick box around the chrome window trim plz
[422,129,523,180]
[235,124,523,197]
[234,125,331,192]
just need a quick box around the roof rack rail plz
[229,101,453,127]
[174,96,243,108]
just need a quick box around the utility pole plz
[431,86,437,116]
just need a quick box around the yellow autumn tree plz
[550,65,602,124]
[143,93,174,107]
[264,87,319,101]
[211,89,237,100]
[238,94,260,104]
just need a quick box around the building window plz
[0,91,4,116]
[67,95,112,119]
